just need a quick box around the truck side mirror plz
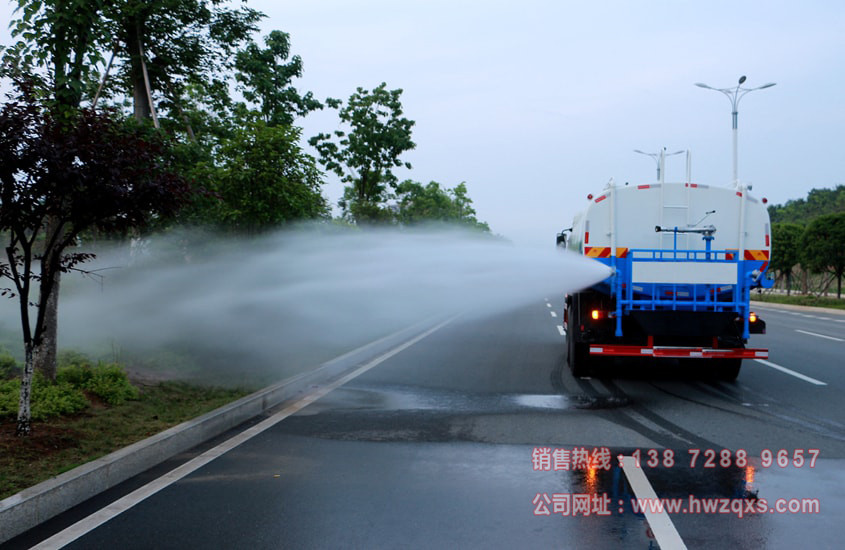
[556,233,567,247]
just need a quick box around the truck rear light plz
[749,312,757,323]
[591,309,602,320]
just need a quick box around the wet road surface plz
[6,301,845,549]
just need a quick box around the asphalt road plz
[6,301,845,549]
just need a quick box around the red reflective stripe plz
[589,345,768,359]
[595,194,607,203]
[637,185,650,190]
[765,234,770,246]
[736,191,743,197]
[585,231,589,244]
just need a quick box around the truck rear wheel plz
[715,359,742,381]
[567,317,591,377]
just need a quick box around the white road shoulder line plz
[32,318,454,550]
[620,456,687,550]
[753,359,827,386]
[795,329,844,342]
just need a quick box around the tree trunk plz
[33,272,60,381]
[33,216,62,381]
[786,271,792,296]
[838,270,842,299]
[126,17,151,122]
[16,344,35,436]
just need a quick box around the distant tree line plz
[768,186,845,299]
[768,185,845,224]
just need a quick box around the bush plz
[85,363,139,405]
[0,378,19,417]
[57,363,93,388]
[0,352,138,418]
[58,350,94,370]
[30,377,89,419]
[0,350,20,380]
[0,374,89,420]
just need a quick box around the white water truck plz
[557,179,772,380]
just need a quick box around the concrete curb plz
[750,300,845,316]
[0,319,434,544]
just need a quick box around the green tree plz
[0,77,188,435]
[102,0,262,123]
[801,213,845,298]
[4,1,328,380]
[309,83,416,223]
[3,0,108,115]
[233,30,323,127]
[395,180,490,231]
[188,119,328,232]
[770,222,804,295]
[3,0,115,382]
[768,185,845,225]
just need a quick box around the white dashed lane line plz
[550,311,557,318]
[795,329,844,342]
[557,325,565,336]
[754,359,827,386]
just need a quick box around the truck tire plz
[716,359,742,381]
[567,314,591,377]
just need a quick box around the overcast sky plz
[2,1,844,244]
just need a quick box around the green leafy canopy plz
[309,83,416,223]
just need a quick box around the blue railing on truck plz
[594,248,766,340]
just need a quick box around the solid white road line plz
[795,329,844,342]
[753,359,828,386]
[620,456,687,550]
[32,318,454,550]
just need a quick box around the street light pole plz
[695,76,776,186]
[634,148,684,183]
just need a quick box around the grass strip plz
[753,293,845,310]
[0,381,251,500]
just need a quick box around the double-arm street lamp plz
[695,76,776,186]
[634,147,684,183]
